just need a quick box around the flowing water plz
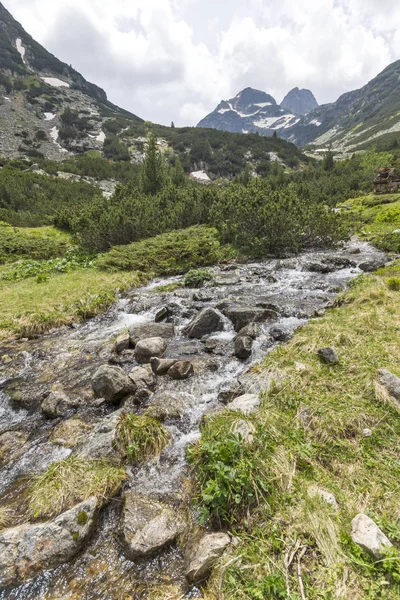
[0,241,387,599]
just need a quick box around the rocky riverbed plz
[0,241,387,599]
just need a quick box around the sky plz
[5,0,400,126]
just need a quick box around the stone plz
[308,486,338,509]
[234,336,253,359]
[351,514,392,558]
[145,392,193,421]
[155,307,170,322]
[203,338,229,355]
[237,323,261,339]
[134,337,167,364]
[226,306,278,332]
[185,532,231,583]
[269,324,292,342]
[41,390,79,419]
[114,332,130,354]
[378,368,400,403]
[277,258,298,270]
[92,365,135,404]
[129,366,156,390]
[129,323,175,346]
[167,361,194,380]
[227,394,260,415]
[231,419,256,444]
[0,497,98,587]
[363,428,373,437]
[184,308,224,339]
[50,419,93,448]
[76,410,123,464]
[237,373,267,395]
[317,347,339,365]
[120,494,185,559]
[0,431,29,466]
[358,257,386,272]
[150,357,178,375]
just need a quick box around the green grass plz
[190,262,400,600]
[29,456,126,520]
[0,224,72,264]
[346,193,400,252]
[115,414,170,464]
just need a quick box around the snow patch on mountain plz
[41,77,70,88]
[15,39,26,64]
[44,112,56,121]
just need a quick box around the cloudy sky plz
[5,0,400,126]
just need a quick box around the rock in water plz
[317,347,339,364]
[114,332,130,354]
[0,497,98,587]
[76,410,124,464]
[184,308,224,339]
[226,306,278,332]
[41,390,79,418]
[150,357,178,375]
[120,494,185,559]
[351,514,392,558]
[145,392,193,421]
[129,323,174,346]
[129,366,156,390]
[134,337,167,364]
[237,322,261,339]
[185,532,231,583]
[234,336,253,359]
[167,361,194,380]
[91,365,135,404]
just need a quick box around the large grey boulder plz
[234,336,253,359]
[167,361,194,380]
[150,357,178,375]
[185,532,231,583]
[134,337,167,364]
[227,394,260,415]
[351,514,392,558]
[120,494,185,559]
[226,306,278,332]
[129,366,156,390]
[114,332,130,354]
[92,365,135,404]
[184,308,224,339]
[41,390,79,419]
[237,322,261,339]
[0,497,98,587]
[129,323,174,346]
[145,392,193,421]
[358,257,386,272]
[76,410,123,465]
[378,368,400,405]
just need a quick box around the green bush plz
[183,268,213,287]
[387,277,400,291]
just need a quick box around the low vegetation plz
[183,268,213,287]
[29,456,126,520]
[116,414,170,464]
[346,192,400,253]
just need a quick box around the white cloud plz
[5,0,400,126]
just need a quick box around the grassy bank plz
[189,262,400,599]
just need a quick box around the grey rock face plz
[91,365,135,404]
[234,336,253,359]
[41,390,79,418]
[129,323,175,346]
[120,494,185,559]
[167,361,194,380]
[227,394,260,415]
[226,306,278,331]
[145,392,193,421]
[351,514,392,558]
[134,337,167,364]
[317,347,339,364]
[0,497,98,587]
[184,308,224,339]
[378,368,400,404]
[185,532,231,583]
[150,357,178,375]
[76,410,123,464]
[280,87,318,116]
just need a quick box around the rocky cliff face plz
[280,87,318,116]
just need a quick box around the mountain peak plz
[281,88,318,116]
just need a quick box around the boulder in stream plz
[134,337,167,364]
[167,361,194,380]
[114,332,130,354]
[145,391,193,420]
[0,497,99,588]
[185,531,231,583]
[234,336,253,359]
[41,390,80,419]
[92,365,135,404]
[150,357,178,375]
[76,410,124,465]
[183,308,224,339]
[226,306,278,332]
[237,322,261,339]
[129,323,174,346]
[120,493,185,559]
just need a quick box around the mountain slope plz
[280,87,318,116]
[197,87,301,136]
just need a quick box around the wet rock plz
[358,257,386,272]
[234,336,253,359]
[167,361,194,380]
[145,392,193,420]
[237,322,261,339]
[203,338,230,356]
[41,391,80,419]
[129,323,175,346]
[231,419,256,444]
[150,357,178,376]
[277,258,298,269]
[76,410,123,464]
[317,347,339,365]
[50,419,93,448]
[0,431,29,466]
[301,259,334,274]
[120,494,185,559]
[92,365,135,404]
[351,514,392,558]
[134,337,167,364]
[378,368,400,404]
[185,532,231,583]
[0,497,98,587]
[192,290,214,302]
[129,366,156,390]
[227,394,260,415]
[155,307,170,322]
[214,273,239,286]
[269,324,292,342]
[114,332,130,354]
[184,308,224,339]
[226,306,278,332]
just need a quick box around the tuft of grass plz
[115,414,170,464]
[183,268,213,288]
[387,276,400,291]
[0,506,13,531]
[29,456,126,520]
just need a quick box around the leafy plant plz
[183,268,213,287]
